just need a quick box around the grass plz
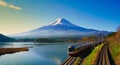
[109,42,120,64]
[109,42,120,58]
[73,57,81,65]
[81,43,104,65]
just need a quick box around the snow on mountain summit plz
[50,18,74,26]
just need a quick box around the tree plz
[79,36,97,43]
[106,26,120,42]
[117,25,120,32]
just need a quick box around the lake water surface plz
[0,42,76,65]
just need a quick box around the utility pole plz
[97,32,104,45]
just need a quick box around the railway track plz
[62,41,104,65]
[61,56,77,65]
[96,44,110,65]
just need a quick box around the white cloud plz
[0,1,7,7]
[9,4,21,10]
[0,0,21,10]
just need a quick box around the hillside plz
[106,30,120,64]
[0,34,14,42]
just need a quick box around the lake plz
[0,42,76,65]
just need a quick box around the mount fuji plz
[10,18,110,38]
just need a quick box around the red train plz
[68,41,103,56]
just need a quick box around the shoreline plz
[0,47,29,55]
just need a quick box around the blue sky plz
[0,0,120,34]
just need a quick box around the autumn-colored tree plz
[106,26,120,43]
[78,36,98,43]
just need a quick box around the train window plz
[68,46,74,52]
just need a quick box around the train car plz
[68,41,104,56]
[68,43,91,56]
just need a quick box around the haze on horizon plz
[0,0,120,35]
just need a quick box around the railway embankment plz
[81,43,104,65]
[95,43,110,65]
[108,42,120,65]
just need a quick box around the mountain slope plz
[0,34,14,42]
[31,18,97,32]
[11,18,110,38]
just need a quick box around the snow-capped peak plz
[52,18,62,25]
[10,18,110,38]
[51,18,73,26]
